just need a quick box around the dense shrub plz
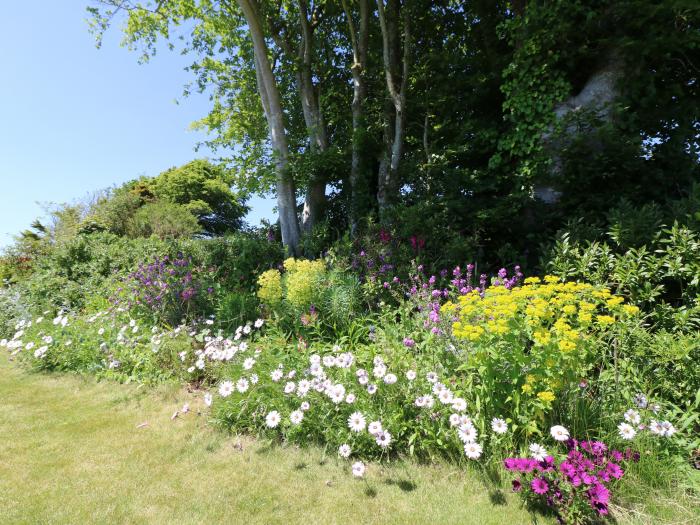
[126,201,201,239]
[544,223,700,331]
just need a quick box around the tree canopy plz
[86,0,699,259]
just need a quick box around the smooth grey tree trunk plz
[237,0,301,256]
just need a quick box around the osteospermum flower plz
[243,358,256,370]
[491,418,508,434]
[438,389,454,405]
[458,424,478,444]
[449,414,461,427]
[426,372,438,383]
[236,378,249,393]
[649,420,663,435]
[368,421,383,435]
[271,369,283,382]
[284,381,296,394]
[265,411,281,428]
[289,410,304,425]
[300,401,310,411]
[452,397,467,412]
[531,477,549,494]
[348,412,366,432]
[254,319,264,328]
[550,425,570,442]
[383,373,397,385]
[367,384,378,395]
[352,461,365,477]
[464,442,482,459]
[338,444,351,458]
[375,430,392,448]
[406,370,417,381]
[660,420,676,437]
[624,409,641,425]
[529,443,547,461]
[218,380,234,397]
[618,422,637,440]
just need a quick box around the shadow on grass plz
[384,478,417,492]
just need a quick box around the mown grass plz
[0,352,541,525]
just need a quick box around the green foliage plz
[545,222,700,331]
[127,201,201,239]
[146,160,248,235]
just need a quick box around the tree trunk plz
[536,53,623,203]
[342,0,370,236]
[376,0,409,221]
[238,0,300,255]
[297,0,328,235]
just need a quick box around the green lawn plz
[0,353,541,525]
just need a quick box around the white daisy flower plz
[358,375,369,386]
[323,355,336,367]
[438,389,454,405]
[406,370,417,381]
[204,393,213,407]
[338,444,351,458]
[25,342,35,350]
[368,421,383,435]
[367,384,377,395]
[618,422,636,440]
[243,325,251,335]
[426,372,438,383]
[243,358,256,370]
[345,393,356,404]
[219,381,233,397]
[375,430,392,448]
[649,420,663,435]
[449,413,461,427]
[236,378,249,393]
[284,381,296,394]
[624,409,641,425]
[660,420,676,437]
[250,373,259,384]
[254,319,264,328]
[457,424,478,443]
[529,443,548,461]
[348,412,366,432]
[300,401,310,411]
[34,346,48,359]
[351,461,365,477]
[373,364,387,379]
[271,369,283,382]
[98,328,105,336]
[290,410,304,425]
[452,397,467,412]
[265,411,281,428]
[491,418,508,435]
[550,425,570,442]
[383,373,397,385]
[464,442,483,459]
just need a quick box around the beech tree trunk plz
[297,0,328,235]
[342,0,370,236]
[238,0,301,255]
[537,53,623,203]
[376,0,409,221]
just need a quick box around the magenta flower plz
[531,477,549,495]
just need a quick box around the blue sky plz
[0,1,275,248]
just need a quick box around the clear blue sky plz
[0,1,275,248]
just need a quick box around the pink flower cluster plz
[504,439,639,522]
